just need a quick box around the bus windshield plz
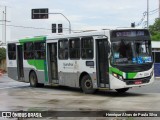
[111,40,152,65]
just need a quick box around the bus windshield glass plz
[111,40,152,65]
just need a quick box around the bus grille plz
[124,76,151,85]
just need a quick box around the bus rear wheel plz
[81,75,95,94]
[115,88,129,93]
[29,71,38,87]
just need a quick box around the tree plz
[149,18,160,41]
[0,47,6,62]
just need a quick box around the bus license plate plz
[135,80,142,84]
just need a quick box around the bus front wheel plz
[81,75,95,94]
[115,88,129,93]
[29,71,38,87]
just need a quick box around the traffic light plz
[52,24,57,33]
[58,24,63,33]
[31,8,49,19]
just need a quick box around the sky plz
[0,0,159,42]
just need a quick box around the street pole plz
[0,6,4,44]
[4,6,6,44]
[159,0,160,18]
[50,13,71,34]
[1,9,5,45]
[0,6,10,45]
[147,0,149,28]
[1,6,7,44]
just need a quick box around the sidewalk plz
[155,77,160,80]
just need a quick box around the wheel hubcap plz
[85,79,92,89]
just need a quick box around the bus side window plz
[8,43,16,60]
[58,39,68,59]
[34,42,46,59]
[81,37,93,59]
[24,42,34,59]
[69,38,80,59]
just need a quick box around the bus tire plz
[29,71,38,87]
[81,75,95,94]
[115,88,129,93]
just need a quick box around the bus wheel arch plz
[79,72,96,94]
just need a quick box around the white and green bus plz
[7,28,154,93]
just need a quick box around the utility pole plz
[4,6,6,44]
[0,6,7,45]
[147,0,149,28]
[159,0,160,18]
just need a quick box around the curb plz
[155,77,160,80]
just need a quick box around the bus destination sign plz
[116,31,145,37]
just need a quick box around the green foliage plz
[151,33,160,41]
[149,18,160,41]
[0,47,6,61]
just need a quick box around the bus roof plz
[7,28,148,43]
[47,28,148,40]
[47,31,106,40]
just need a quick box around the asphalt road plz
[0,75,160,120]
[128,78,160,93]
[0,74,159,94]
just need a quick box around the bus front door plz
[96,39,109,88]
[48,43,58,84]
[17,45,24,80]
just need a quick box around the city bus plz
[7,28,154,94]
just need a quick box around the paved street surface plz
[0,74,160,120]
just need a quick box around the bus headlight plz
[112,73,118,78]
[112,73,123,80]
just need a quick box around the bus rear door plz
[47,42,58,84]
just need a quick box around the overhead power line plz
[0,23,84,32]
[149,10,159,15]
[0,24,51,30]
[149,8,159,13]
[149,8,159,15]
[136,8,159,27]
[136,12,147,26]
[0,23,70,30]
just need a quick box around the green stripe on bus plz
[109,67,137,79]
[109,67,123,76]
[27,60,45,70]
[126,73,137,79]
[19,36,46,43]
